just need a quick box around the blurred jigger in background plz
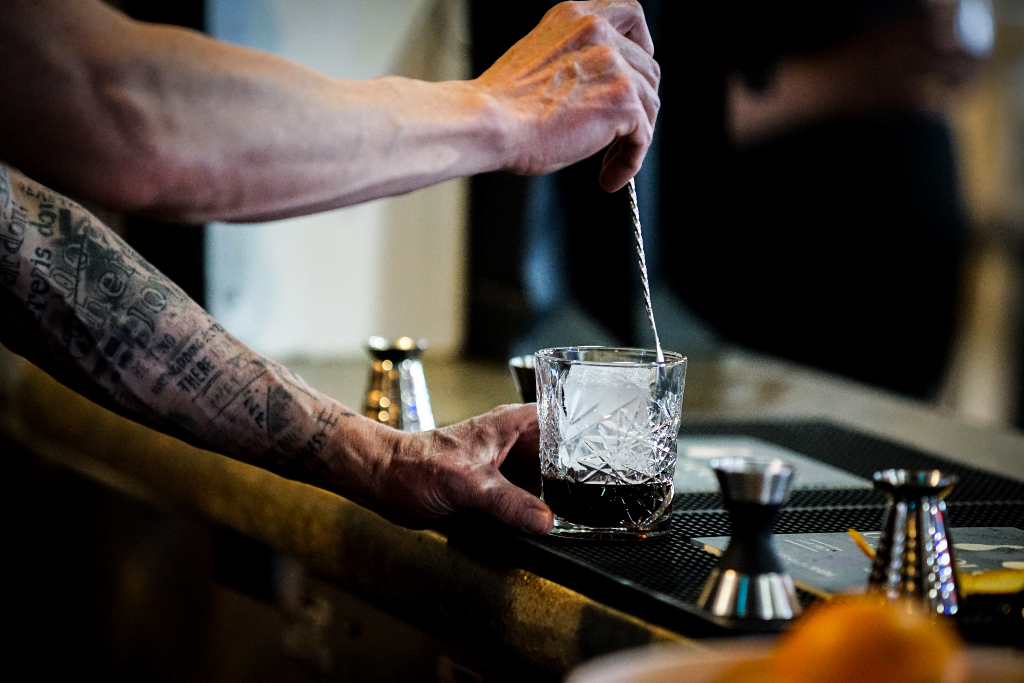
[697,456,802,622]
[869,469,962,615]
[363,336,435,431]
[508,355,537,403]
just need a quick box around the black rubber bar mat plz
[467,420,1024,644]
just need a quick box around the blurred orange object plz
[771,594,962,683]
[567,635,1023,683]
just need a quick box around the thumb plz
[463,470,554,535]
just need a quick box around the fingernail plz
[526,507,553,535]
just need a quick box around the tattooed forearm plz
[1,163,551,534]
[0,163,374,485]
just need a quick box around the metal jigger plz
[697,456,802,622]
[869,469,961,615]
[363,336,435,431]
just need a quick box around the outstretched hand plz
[358,404,553,535]
[478,0,660,192]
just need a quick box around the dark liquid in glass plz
[542,476,671,528]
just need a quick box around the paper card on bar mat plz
[693,527,1024,597]
[674,436,871,493]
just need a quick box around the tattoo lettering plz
[0,254,18,287]
[1,163,354,491]
[314,407,339,429]
[152,334,206,394]
[0,165,11,215]
[207,361,268,416]
[266,385,294,435]
[25,247,52,319]
[1,204,27,254]
[241,391,267,429]
[175,356,216,393]
[34,201,57,237]
[0,201,28,286]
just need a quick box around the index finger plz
[483,403,539,462]
[579,0,655,56]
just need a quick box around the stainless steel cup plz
[362,336,435,432]
[697,455,802,622]
[869,469,962,615]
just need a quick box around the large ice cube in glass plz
[541,352,683,485]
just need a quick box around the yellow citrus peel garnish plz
[959,569,1024,595]
[846,527,1024,595]
[847,528,876,560]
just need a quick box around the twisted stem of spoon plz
[628,177,664,364]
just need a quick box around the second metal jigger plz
[697,456,802,622]
[869,469,962,615]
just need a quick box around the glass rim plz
[534,345,686,368]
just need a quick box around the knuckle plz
[426,429,460,456]
[450,457,477,480]
[586,43,618,67]
[551,1,582,21]
[497,402,534,418]
[609,72,636,102]
[574,13,606,41]
[636,113,654,136]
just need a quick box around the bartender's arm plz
[0,0,659,222]
[0,0,659,534]
[0,162,553,534]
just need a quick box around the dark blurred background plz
[466,0,1016,420]
[10,0,1022,681]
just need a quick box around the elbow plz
[81,89,193,219]
[2,138,184,221]
[88,152,192,220]
[80,148,222,225]
[84,92,225,223]
[52,153,189,222]
[4,104,193,221]
[60,118,212,224]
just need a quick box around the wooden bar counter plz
[2,345,1021,681]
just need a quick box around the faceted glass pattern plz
[537,348,686,487]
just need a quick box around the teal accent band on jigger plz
[869,469,962,616]
[696,456,802,621]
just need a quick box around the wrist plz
[455,78,517,176]
[317,410,400,505]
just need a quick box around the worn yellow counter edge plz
[2,357,695,675]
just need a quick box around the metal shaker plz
[869,469,961,615]
[697,456,802,622]
[363,336,435,431]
